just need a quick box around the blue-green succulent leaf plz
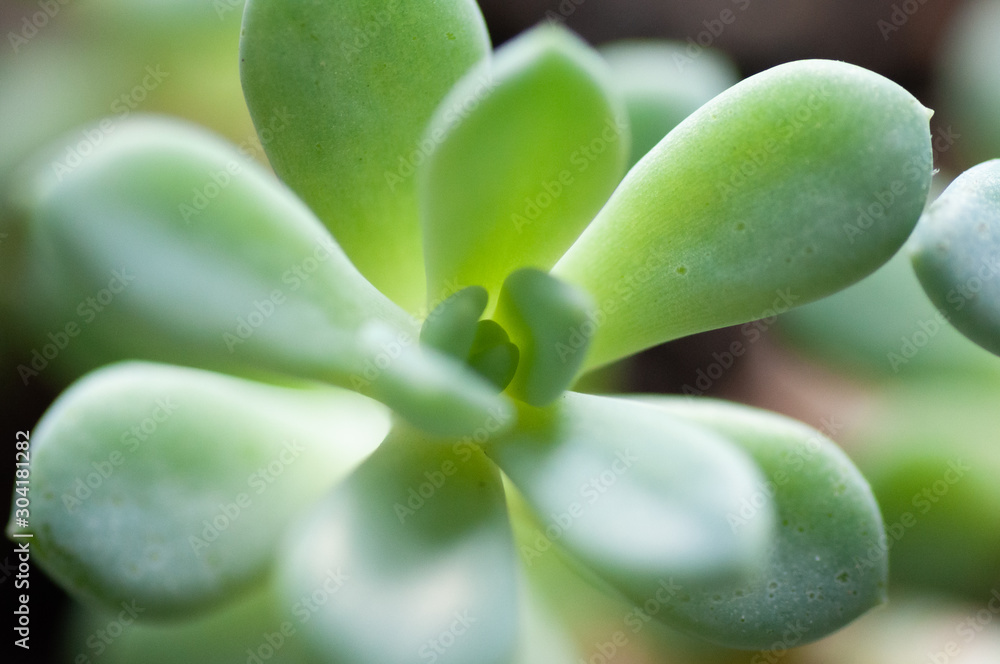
[485,392,773,605]
[3,117,509,437]
[6,362,390,617]
[638,397,888,650]
[909,159,1000,356]
[277,426,517,664]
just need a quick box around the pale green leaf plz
[640,397,888,650]
[5,116,408,382]
[352,320,515,437]
[277,425,518,664]
[419,286,489,358]
[465,319,519,391]
[240,0,490,312]
[485,392,773,602]
[6,362,390,616]
[5,117,509,437]
[419,24,628,302]
[553,59,933,370]
[493,269,594,406]
[909,159,1000,356]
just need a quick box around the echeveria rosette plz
[3,1,934,660]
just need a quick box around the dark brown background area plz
[479,0,960,83]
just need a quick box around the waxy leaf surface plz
[554,59,933,370]
[8,362,389,616]
[910,159,1000,356]
[486,392,773,603]
[419,24,628,303]
[4,117,509,436]
[240,0,490,311]
[278,427,517,664]
[641,398,888,649]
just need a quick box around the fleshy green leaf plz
[553,59,933,370]
[5,116,406,381]
[240,0,490,312]
[277,426,518,664]
[419,24,629,302]
[599,39,738,167]
[353,320,515,437]
[640,397,888,650]
[485,392,773,603]
[6,362,390,616]
[4,117,510,437]
[466,320,519,391]
[419,286,489,359]
[60,582,322,664]
[909,159,1000,356]
[493,269,595,406]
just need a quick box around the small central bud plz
[418,285,519,392]
[419,270,596,408]
[465,320,519,391]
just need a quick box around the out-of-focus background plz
[2,0,999,662]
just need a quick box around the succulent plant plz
[3,0,941,661]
